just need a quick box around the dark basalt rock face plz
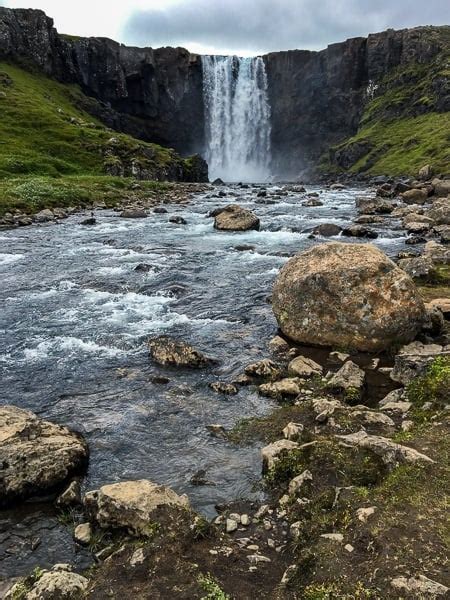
[0,8,447,177]
[0,8,204,156]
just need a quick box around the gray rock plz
[214,204,260,231]
[391,342,446,385]
[327,361,366,403]
[148,336,211,368]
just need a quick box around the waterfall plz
[202,55,271,183]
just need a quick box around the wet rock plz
[261,440,299,473]
[245,359,280,380]
[342,225,378,238]
[56,479,82,508]
[150,375,170,384]
[328,351,350,364]
[259,378,303,399]
[234,244,256,252]
[336,431,434,468]
[80,216,96,226]
[355,197,393,214]
[74,522,92,545]
[312,223,342,237]
[272,242,426,352]
[268,335,290,354]
[209,381,238,395]
[288,355,322,377]
[354,215,384,224]
[0,406,88,507]
[212,178,225,185]
[134,263,152,272]
[214,204,260,231]
[391,575,448,597]
[120,208,148,218]
[190,469,215,486]
[326,361,366,403]
[401,188,429,204]
[169,215,187,225]
[390,341,445,385]
[206,424,227,439]
[427,198,450,226]
[6,564,89,600]
[84,480,189,536]
[432,178,450,197]
[33,208,54,223]
[330,183,346,190]
[398,256,436,280]
[148,336,211,368]
[302,198,323,207]
[153,206,168,214]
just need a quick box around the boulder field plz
[272,242,426,352]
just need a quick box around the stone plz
[327,361,366,403]
[34,208,54,223]
[288,355,322,377]
[401,188,429,204]
[268,335,290,354]
[84,480,189,536]
[356,506,376,522]
[336,431,434,468]
[288,469,313,495]
[148,336,211,368]
[169,215,187,224]
[398,256,436,280]
[74,523,92,545]
[320,533,343,542]
[80,217,96,226]
[209,381,238,395]
[328,351,350,364]
[214,204,260,231]
[206,424,227,438]
[245,359,280,380]
[427,198,450,225]
[424,240,450,264]
[226,518,238,533]
[428,298,450,318]
[120,208,148,218]
[302,198,323,206]
[190,469,215,486]
[344,544,354,552]
[6,565,89,600]
[261,440,299,473]
[406,221,431,234]
[153,206,168,214]
[432,178,450,197]
[391,575,448,597]
[418,164,433,180]
[0,406,88,507]
[259,378,303,399]
[342,225,378,238]
[283,422,304,440]
[355,197,393,214]
[312,223,342,236]
[391,342,445,385]
[272,243,426,352]
[56,479,82,508]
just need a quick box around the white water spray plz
[202,55,271,182]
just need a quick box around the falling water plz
[202,56,271,182]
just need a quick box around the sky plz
[1,0,449,56]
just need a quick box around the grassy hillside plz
[0,62,203,215]
[324,27,450,176]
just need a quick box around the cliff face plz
[0,8,204,155]
[0,7,448,177]
[265,27,449,177]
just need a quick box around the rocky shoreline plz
[1,169,449,599]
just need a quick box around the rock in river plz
[0,406,88,507]
[272,242,426,352]
[84,480,190,536]
[214,204,260,231]
[148,336,212,368]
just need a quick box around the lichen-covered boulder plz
[0,406,88,507]
[272,243,426,352]
[148,336,211,368]
[84,479,190,536]
[214,204,260,231]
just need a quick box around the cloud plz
[122,0,450,55]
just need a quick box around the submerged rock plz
[0,406,88,507]
[148,336,211,368]
[84,480,190,536]
[214,204,260,231]
[272,242,426,352]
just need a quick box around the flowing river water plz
[0,184,409,578]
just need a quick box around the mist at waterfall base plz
[202,55,271,183]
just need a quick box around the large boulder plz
[272,243,426,352]
[84,480,190,536]
[214,204,260,231]
[0,406,88,507]
[432,178,450,197]
[401,188,429,205]
[148,336,211,368]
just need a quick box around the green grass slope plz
[0,62,203,215]
[324,27,450,176]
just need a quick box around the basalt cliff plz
[0,7,449,177]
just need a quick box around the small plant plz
[198,574,230,600]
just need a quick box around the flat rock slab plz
[0,405,88,507]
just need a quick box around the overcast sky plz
[1,0,449,55]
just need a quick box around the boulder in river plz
[272,242,426,352]
[312,223,342,237]
[342,225,378,239]
[84,480,190,536]
[0,406,88,507]
[148,335,212,368]
[120,208,148,218]
[214,204,260,231]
